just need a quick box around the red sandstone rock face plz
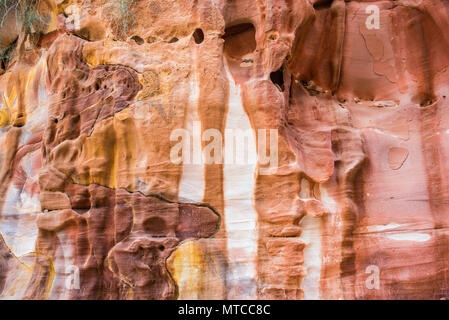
[26,184,219,299]
[1,0,449,300]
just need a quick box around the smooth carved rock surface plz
[0,0,449,300]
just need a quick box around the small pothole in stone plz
[131,35,144,45]
[193,28,204,44]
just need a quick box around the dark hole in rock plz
[413,93,436,107]
[223,23,256,59]
[270,68,284,91]
[169,37,179,43]
[193,28,204,44]
[420,99,435,107]
[268,33,278,41]
[313,0,333,10]
[223,23,255,38]
[1,38,18,71]
[131,36,145,46]
[131,35,144,45]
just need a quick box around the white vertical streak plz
[299,180,327,300]
[223,63,258,299]
[178,50,204,203]
[301,216,322,300]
